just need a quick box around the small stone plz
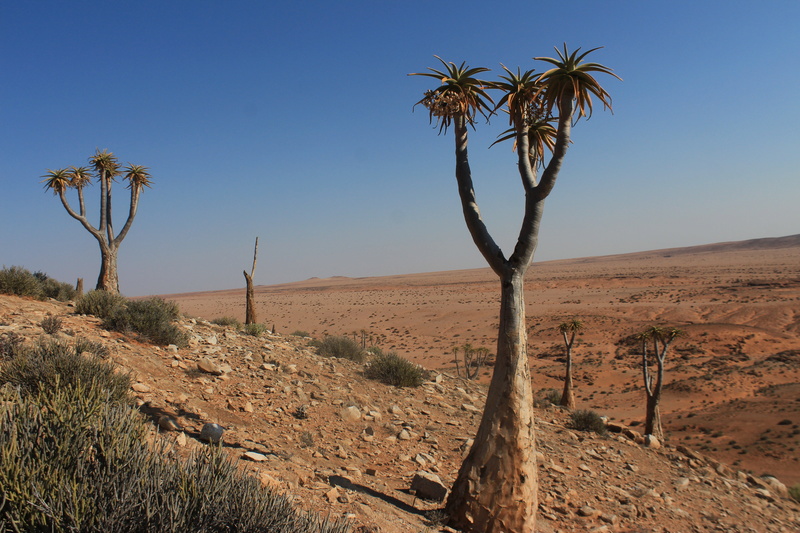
[644,434,661,449]
[325,487,340,504]
[175,432,187,447]
[157,415,182,432]
[198,358,222,375]
[398,429,412,440]
[340,406,361,422]
[131,382,151,393]
[167,344,179,353]
[461,403,480,413]
[243,451,268,462]
[410,472,448,502]
[199,423,224,443]
[578,505,601,518]
[243,401,255,413]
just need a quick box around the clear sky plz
[2,1,798,296]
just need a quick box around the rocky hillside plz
[2,294,799,532]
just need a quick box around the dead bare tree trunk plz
[75,278,84,298]
[244,237,258,325]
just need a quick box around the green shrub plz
[0,266,43,299]
[364,349,428,387]
[0,332,24,360]
[74,337,111,359]
[312,335,365,362]
[569,409,608,436]
[103,298,188,347]
[76,289,127,319]
[212,316,242,328]
[39,315,63,335]
[243,323,268,337]
[0,267,77,301]
[534,388,562,408]
[291,330,311,338]
[35,271,77,301]
[0,384,349,533]
[0,338,131,405]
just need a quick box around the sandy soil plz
[162,235,800,484]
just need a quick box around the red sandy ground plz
[163,235,800,485]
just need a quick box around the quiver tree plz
[638,326,684,440]
[41,150,152,293]
[411,45,619,532]
[243,237,259,325]
[558,319,583,409]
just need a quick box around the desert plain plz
[164,234,800,485]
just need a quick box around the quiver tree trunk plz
[446,270,537,532]
[560,357,576,409]
[96,244,120,293]
[645,393,663,440]
[75,278,84,298]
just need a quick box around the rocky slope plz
[1,294,799,533]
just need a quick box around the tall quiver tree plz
[411,45,619,533]
[558,319,583,409]
[41,150,152,293]
[638,326,684,441]
[243,237,259,325]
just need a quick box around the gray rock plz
[410,471,449,502]
[199,423,224,443]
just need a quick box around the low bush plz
[0,385,349,533]
[0,338,350,533]
[76,289,127,319]
[243,323,268,337]
[569,409,608,436]
[291,330,311,338]
[364,349,428,387]
[534,388,562,407]
[35,271,77,301]
[0,332,24,360]
[0,266,43,299]
[212,316,242,328]
[0,338,131,405]
[312,335,365,362]
[0,267,77,301]
[103,298,188,347]
[39,315,63,335]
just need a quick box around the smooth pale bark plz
[645,394,663,440]
[560,350,576,409]
[446,270,537,532]
[97,243,120,293]
[446,95,575,533]
[642,335,671,441]
[559,329,577,409]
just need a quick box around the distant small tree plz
[638,326,684,440]
[41,150,152,293]
[453,343,492,380]
[243,237,259,325]
[557,319,583,409]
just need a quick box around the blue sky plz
[2,1,798,296]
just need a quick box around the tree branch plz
[113,186,139,246]
[454,115,505,275]
[58,189,104,244]
[534,94,574,201]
